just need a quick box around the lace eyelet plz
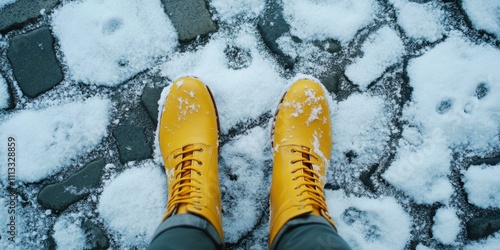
[199,149,203,152]
[290,149,295,153]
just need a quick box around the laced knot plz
[290,147,328,212]
[167,146,204,213]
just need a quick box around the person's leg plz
[269,79,351,249]
[148,77,224,249]
[148,214,220,250]
[272,215,351,250]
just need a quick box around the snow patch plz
[0,75,8,109]
[0,0,15,10]
[53,215,87,250]
[283,0,379,43]
[97,162,167,248]
[210,0,265,24]
[463,163,500,208]
[345,26,405,89]
[51,0,178,86]
[327,190,411,249]
[462,0,500,38]
[331,93,392,172]
[390,0,445,42]
[432,207,461,244]
[0,97,111,183]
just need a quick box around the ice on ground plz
[160,28,287,133]
[331,93,392,172]
[432,207,461,244]
[0,97,110,183]
[97,161,167,248]
[53,215,86,250]
[463,163,500,209]
[282,0,379,43]
[210,0,265,24]
[51,0,178,86]
[406,35,500,154]
[345,26,405,89]
[220,126,271,242]
[0,0,15,10]
[390,0,445,42]
[465,232,500,250]
[0,74,8,109]
[383,128,453,204]
[327,190,411,249]
[462,0,500,38]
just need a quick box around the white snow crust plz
[97,162,167,248]
[51,0,178,86]
[432,207,461,244]
[462,0,500,38]
[384,35,500,205]
[210,0,265,24]
[331,93,392,172]
[53,215,87,250]
[327,190,411,250]
[282,0,379,43]
[463,164,500,209]
[345,26,405,89]
[390,0,446,42]
[0,0,15,10]
[0,97,110,183]
[0,74,8,109]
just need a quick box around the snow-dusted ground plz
[1,0,499,249]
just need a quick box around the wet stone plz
[161,0,217,42]
[37,159,106,211]
[320,66,342,94]
[313,39,341,54]
[257,2,295,69]
[113,113,152,163]
[141,85,164,124]
[82,220,110,250]
[0,0,59,33]
[7,26,63,98]
[1,74,14,110]
[466,215,500,240]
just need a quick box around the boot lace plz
[167,146,204,212]
[290,147,328,212]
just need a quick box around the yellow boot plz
[269,79,336,247]
[158,76,224,241]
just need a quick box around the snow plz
[327,190,411,250]
[405,35,500,153]
[463,164,500,209]
[210,0,265,24]
[97,161,167,248]
[383,130,454,204]
[345,26,405,89]
[282,0,379,43]
[331,93,392,173]
[0,97,111,183]
[0,0,15,10]
[160,27,287,133]
[51,0,178,86]
[2,0,500,249]
[0,74,8,109]
[384,35,500,205]
[53,215,87,250]
[220,126,271,242]
[462,0,500,38]
[432,207,461,244]
[390,0,446,42]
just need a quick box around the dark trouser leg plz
[147,214,223,250]
[272,215,352,250]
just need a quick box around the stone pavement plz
[0,0,499,249]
